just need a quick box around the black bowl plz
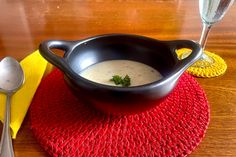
[39,34,202,114]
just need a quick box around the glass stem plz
[199,23,212,49]
[199,23,213,62]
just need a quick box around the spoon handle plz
[0,94,14,157]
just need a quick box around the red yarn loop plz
[30,69,210,157]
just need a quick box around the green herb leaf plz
[110,74,131,87]
[122,75,131,87]
[110,75,123,85]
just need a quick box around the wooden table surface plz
[0,0,235,156]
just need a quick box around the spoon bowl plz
[0,57,24,92]
[0,57,24,157]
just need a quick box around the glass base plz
[180,52,215,68]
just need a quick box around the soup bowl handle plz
[165,40,202,76]
[39,40,76,74]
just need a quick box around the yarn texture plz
[177,48,227,78]
[30,69,210,157]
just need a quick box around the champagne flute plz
[182,0,235,68]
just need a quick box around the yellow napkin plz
[0,50,53,139]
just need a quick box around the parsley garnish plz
[110,75,131,87]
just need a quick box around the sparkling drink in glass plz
[182,0,235,68]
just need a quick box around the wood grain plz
[0,0,236,156]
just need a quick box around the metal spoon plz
[0,57,24,157]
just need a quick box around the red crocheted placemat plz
[30,69,210,157]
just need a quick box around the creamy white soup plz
[79,60,162,87]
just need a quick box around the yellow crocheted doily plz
[177,48,227,78]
